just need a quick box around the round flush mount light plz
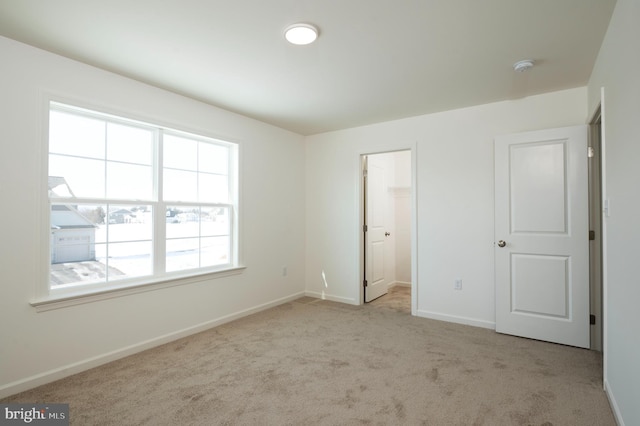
[513,59,534,72]
[284,23,319,45]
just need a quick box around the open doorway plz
[361,150,412,313]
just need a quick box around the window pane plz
[201,236,230,267]
[49,110,105,159]
[166,238,199,272]
[49,155,105,198]
[201,207,229,237]
[50,203,152,287]
[199,143,229,174]
[107,241,152,280]
[164,134,197,170]
[107,205,152,242]
[166,206,200,238]
[107,123,153,165]
[199,173,228,203]
[163,169,197,202]
[74,204,107,243]
[107,162,153,200]
[50,203,103,288]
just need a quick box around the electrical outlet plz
[282,266,288,277]
[454,279,462,290]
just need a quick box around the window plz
[47,102,239,294]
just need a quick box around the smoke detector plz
[513,59,534,72]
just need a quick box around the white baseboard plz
[390,281,411,288]
[604,379,625,426]
[304,291,358,305]
[416,309,495,330]
[0,291,305,399]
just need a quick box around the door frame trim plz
[588,106,603,352]
[588,88,608,383]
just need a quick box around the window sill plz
[30,266,246,313]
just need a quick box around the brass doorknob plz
[497,240,506,248]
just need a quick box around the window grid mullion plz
[155,129,166,276]
[103,122,110,282]
[197,142,202,269]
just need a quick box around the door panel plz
[511,254,569,318]
[372,241,384,283]
[510,141,567,234]
[495,125,589,348]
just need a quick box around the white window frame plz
[33,99,244,311]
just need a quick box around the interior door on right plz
[494,125,589,348]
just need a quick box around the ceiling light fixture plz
[284,23,318,45]
[513,59,534,72]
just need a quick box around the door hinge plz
[588,146,595,158]
[363,280,368,288]
[590,314,596,325]
[363,169,368,177]
[589,230,596,241]
[363,224,368,233]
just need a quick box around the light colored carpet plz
[2,290,615,425]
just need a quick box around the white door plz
[495,125,590,348]
[364,155,389,302]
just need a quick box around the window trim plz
[30,266,246,312]
[34,95,244,309]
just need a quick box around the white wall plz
[305,88,587,327]
[393,151,412,188]
[0,37,306,397]
[587,0,640,423]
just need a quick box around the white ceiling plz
[0,0,616,135]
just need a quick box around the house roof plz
[49,176,76,198]
[0,1,616,135]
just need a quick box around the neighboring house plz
[109,208,135,224]
[49,177,97,264]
